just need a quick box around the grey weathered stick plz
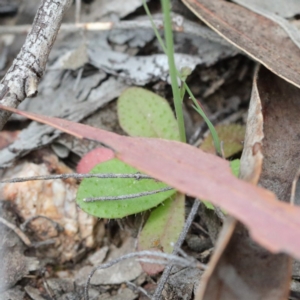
[0,0,72,130]
[126,281,151,299]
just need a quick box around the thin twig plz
[192,222,210,236]
[75,0,81,24]
[135,213,146,250]
[152,199,201,300]
[0,173,153,183]
[32,239,56,248]
[213,206,225,221]
[73,67,83,91]
[0,216,31,247]
[176,247,189,259]
[0,16,229,47]
[138,258,179,265]
[290,166,300,205]
[21,215,64,233]
[84,250,205,300]
[43,277,56,299]
[137,255,201,267]
[84,187,174,202]
[126,281,151,299]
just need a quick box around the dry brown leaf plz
[196,66,298,300]
[1,105,300,261]
[182,0,300,88]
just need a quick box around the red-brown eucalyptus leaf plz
[182,0,300,88]
[1,104,300,260]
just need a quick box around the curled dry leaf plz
[182,0,300,88]
[196,66,299,300]
[2,105,300,261]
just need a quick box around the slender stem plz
[142,0,167,53]
[0,173,153,183]
[161,0,186,142]
[179,67,191,102]
[142,0,220,152]
[184,82,221,155]
[84,187,174,202]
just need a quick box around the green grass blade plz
[142,0,220,153]
[142,0,167,53]
[161,0,186,142]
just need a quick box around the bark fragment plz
[0,0,72,130]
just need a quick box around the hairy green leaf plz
[118,87,180,141]
[76,159,175,218]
